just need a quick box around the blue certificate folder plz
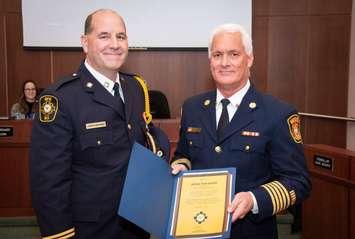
[118,142,236,239]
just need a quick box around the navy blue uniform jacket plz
[30,63,152,239]
[173,85,311,239]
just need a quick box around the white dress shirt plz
[84,60,125,102]
[215,80,250,126]
[215,80,259,214]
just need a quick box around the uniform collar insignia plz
[204,99,210,106]
[86,82,93,88]
[249,102,257,109]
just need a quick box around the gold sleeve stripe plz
[267,184,283,214]
[265,184,282,213]
[271,181,291,210]
[261,184,277,215]
[273,181,291,208]
[290,190,297,205]
[262,181,298,214]
[171,158,191,170]
[42,228,74,239]
[57,232,75,239]
[270,182,286,211]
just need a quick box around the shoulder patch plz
[287,114,302,143]
[39,95,58,123]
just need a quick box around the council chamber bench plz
[0,118,180,217]
[302,144,355,239]
[0,120,33,216]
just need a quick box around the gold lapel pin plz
[86,82,93,88]
[249,102,256,109]
[204,99,210,106]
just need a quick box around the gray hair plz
[208,23,253,58]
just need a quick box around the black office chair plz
[149,90,171,119]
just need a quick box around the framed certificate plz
[119,143,236,239]
[170,170,234,238]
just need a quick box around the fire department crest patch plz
[39,95,58,123]
[287,114,302,143]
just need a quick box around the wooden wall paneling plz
[0,13,7,116]
[5,13,51,112]
[309,0,352,15]
[351,157,355,239]
[3,0,20,13]
[303,118,347,147]
[351,189,355,239]
[266,16,308,110]
[252,0,271,16]
[52,50,84,83]
[351,154,355,181]
[123,51,212,118]
[251,17,268,92]
[307,15,350,116]
[253,0,308,16]
[0,0,351,141]
[184,51,212,103]
[303,15,351,147]
[302,176,349,239]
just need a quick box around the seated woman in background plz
[11,80,39,119]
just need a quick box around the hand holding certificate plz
[118,143,235,239]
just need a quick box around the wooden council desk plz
[302,144,355,239]
[0,120,33,216]
[0,119,180,216]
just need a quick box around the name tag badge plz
[85,121,107,130]
[187,127,202,133]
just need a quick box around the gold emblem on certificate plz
[170,171,233,238]
[194,211,207,224]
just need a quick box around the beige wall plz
[347,0,355,150]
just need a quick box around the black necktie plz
[217,98,230,140]
[113,82,125,109]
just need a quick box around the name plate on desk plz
[313,155,333,171]
[0,127,13,137]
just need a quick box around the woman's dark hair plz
[18,80,38,114]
